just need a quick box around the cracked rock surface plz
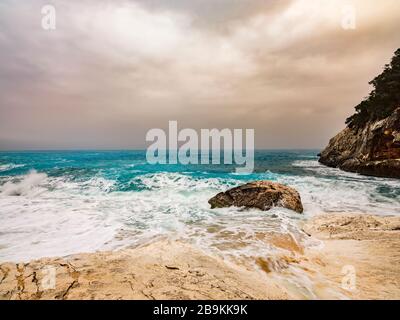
[0,240,288,300]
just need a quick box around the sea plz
[0,150,399,297]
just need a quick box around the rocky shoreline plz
[1,213,399,300]
[319,108,400,178]
[319,49,400,179]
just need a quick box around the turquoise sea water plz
[0,150,399,271]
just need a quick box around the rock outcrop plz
[208,181,303,213]
[320,49,400,179]
[319,107,400,178]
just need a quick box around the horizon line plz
[0,148,322,152]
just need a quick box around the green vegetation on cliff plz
[346,48,400,128]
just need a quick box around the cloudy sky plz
[0,0,399,150]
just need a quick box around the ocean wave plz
[0,170,47,196]
[0,163,25,172]
[292,160,322,168]
[286,160,400,215]
[293,160,399,182]
[127,172,239,192]
[0,158,398,266]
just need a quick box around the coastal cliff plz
[319,49,400,178]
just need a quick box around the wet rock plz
[208,181,303,213]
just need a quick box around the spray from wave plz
[0,170,47,196]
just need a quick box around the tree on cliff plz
[346,48,400,128]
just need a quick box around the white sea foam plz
[0,173,122,262]
[0,167,399,263]
[131,172,238,192]
[0,163,24,172]
[286,160,400,215]
[0,171,287,262]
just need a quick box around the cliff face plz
[320,48,400,179]
[319,107,400,178]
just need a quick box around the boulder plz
[208,181,303,213]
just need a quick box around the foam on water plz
[0,163,25,172]
[286,160,400,215]
[0,170,303,262]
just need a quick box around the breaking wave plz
[0,170,47,196]
[0,163,25,172]
[287,160,400,215]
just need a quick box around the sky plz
[0,0,399,150]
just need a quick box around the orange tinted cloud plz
[0,0,399,149]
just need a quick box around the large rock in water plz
[319,108,400,179]
[208,181,303,213]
